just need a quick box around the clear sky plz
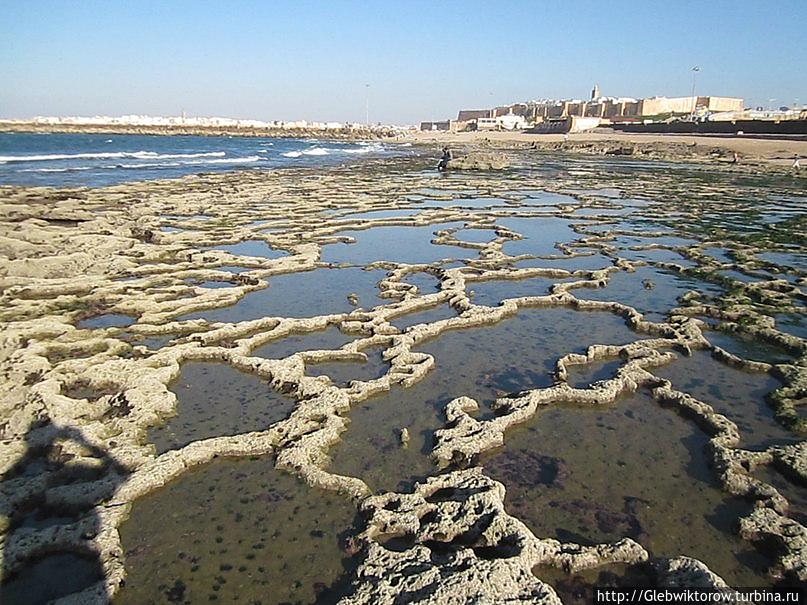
[2,0,805,125]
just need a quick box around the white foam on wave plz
[302,147,329,156]
[119,155,262,168]
[17,156,262,173]
[343,142,384,154]
[281,151,302,158]
[19,166,94,173]
[0,150,226,163]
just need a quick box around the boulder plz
[445,152,509,171]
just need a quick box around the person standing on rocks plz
[438,146,453,172]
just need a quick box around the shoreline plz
[404,129,807,171]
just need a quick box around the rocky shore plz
[0,151,804,602]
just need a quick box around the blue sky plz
[2,0,805,124]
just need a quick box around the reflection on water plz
[179,268,388,322]
[321,223,470,265]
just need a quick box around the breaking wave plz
[0,151,226,163]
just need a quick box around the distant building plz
[420,120,451,131]
[444,93,744,131]
[638,96,742,116]
[457,109,493,122]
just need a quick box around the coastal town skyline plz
[2,0,805,125]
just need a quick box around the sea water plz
[0,132,407,187]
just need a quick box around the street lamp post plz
[365,84,370,127]
[690,66,700,117]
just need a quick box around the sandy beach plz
[406,129,807,169]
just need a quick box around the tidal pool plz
[706,330,795,365]
[400,270,442,294]
[575,266,723,321]
[320,223,471,265]
[307,344,390,387]
[178,268,388,322]
[251,326,354,359]
[340,208,422,220]
[618,247,697,267]
[116,458,357,605]
[515,253,613,272]
[482,392,771,587]
[208,239,288,259]
[774,313,807,340]
[653,350,793,450]
[468,276,570,307]
[77,313,137,329]
[328,307,640,493]
[149,362,295,453]
[499,217,579,257]
[418,197,510,209]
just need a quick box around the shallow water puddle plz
[179,268,388,322]
[418,197,510,209]
[575,266,722,321]
[716,269,763,284]
[184,278,235,289]
[565,359,624,388]
[653,350,793,450]
[706,330,795,365]
[320,223,471,265]
[252,326,354,359]
[77,313,137,329]
[468,276,570,307]
[208,239,288,260]
[149,362,295,453]
[757,251,807,271]
[328,308,639,493]
[515,253,613,272]
[614,235,698,249]
[116,458,356,605]
[340,208,422,220]
[517,190,577,206]
[215,265,254,274]
[618,247,697,267]
[482,392,771,587]
[499,217,579,257]
[701,247,734,264]
[774,313,807,340]
[400,271,442,294]
[306,344,389,386]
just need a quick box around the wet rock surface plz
[1,150,805,602]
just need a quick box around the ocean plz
[0,132,410,187]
